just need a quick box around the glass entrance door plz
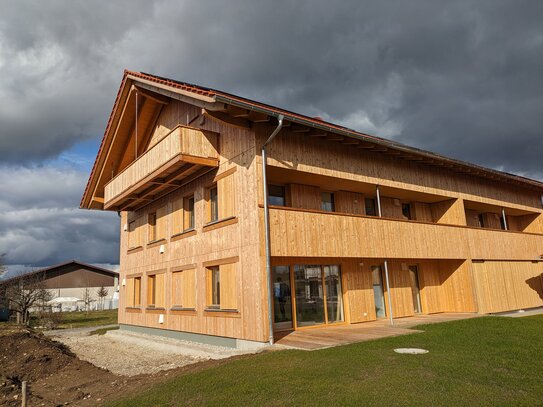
[294,265,325,327]
[293,264,345,327]
[272,266,293,330]
[372,266,386,318]
[409,265,422,314]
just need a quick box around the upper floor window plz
[365,198,377,216]
[321,192,335,212]
[268,185,286,206]
[478,214,485,228]
[184,195,195,230]
[209,185,218,222]
[402,203,412,220]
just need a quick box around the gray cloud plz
[1,0,542,264]
[1,0,541,177]
[0,166,119,266]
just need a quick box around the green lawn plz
[106,315,543,407]
[53,309,118,329]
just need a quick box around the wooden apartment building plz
[81,70,543,347]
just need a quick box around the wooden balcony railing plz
[104,126,219,211]
[267,206,543,261]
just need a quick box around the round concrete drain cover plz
[394,348,429,354]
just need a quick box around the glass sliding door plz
[324,265,344,323]
[294,265,325,327]
[272,266,293,330]
[372,266,386,318]
[409,265,422,314]
[294,264,345,327]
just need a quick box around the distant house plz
[0,260,119,314]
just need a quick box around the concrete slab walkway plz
[274,312,478,350]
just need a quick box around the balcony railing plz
[104,125,219,211]
[267,206,543,261]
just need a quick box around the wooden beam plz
[133,85,170,105]
[202,108,251,129]
[291,125,311,133]
[326,135,344,141]
[341,139,359,145]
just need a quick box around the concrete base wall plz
[119,324,267,350]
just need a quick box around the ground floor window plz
[272,264,344,329]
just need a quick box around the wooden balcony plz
[268,206,543,261]
[104,126,219,211]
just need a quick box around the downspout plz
[262,115,284,345]
[376,185,394,326]
[501,208,508,230]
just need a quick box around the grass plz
[54,309,118,329]
[106,315,543,407]
[89,326,120,336]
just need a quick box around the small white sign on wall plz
[158,314,164,324]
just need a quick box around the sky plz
[0,0,542,268]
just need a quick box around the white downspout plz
[262,115,284,345]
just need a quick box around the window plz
[134,277,141,306]
[321,192,335,212]
[172,268,196,309]
[148,212,157,241]
[209,185,218,222]
[208,266,220,309]
[365,198,377,216]
[478,213,485,228]
[206,262,238,311]
[402,203,412,220]
[127,276,141,307]
[268,185,286,206]
[184,195,195,230]
[147,273,165,308]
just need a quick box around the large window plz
[294,264,344,327]
[268,185,286,206]
[321,192,335,212]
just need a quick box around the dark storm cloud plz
[0,0,542,265]
[1,0,542,174]
[0,166,119,266]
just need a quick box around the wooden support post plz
[21,381,27,407]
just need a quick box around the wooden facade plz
[81,71,543,345]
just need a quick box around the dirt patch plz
[0,325,259,406]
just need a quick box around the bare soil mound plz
[1,326,132,406]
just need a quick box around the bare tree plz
[96,286,108,310]
[3,271,52,325]
[81,287,93,314]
